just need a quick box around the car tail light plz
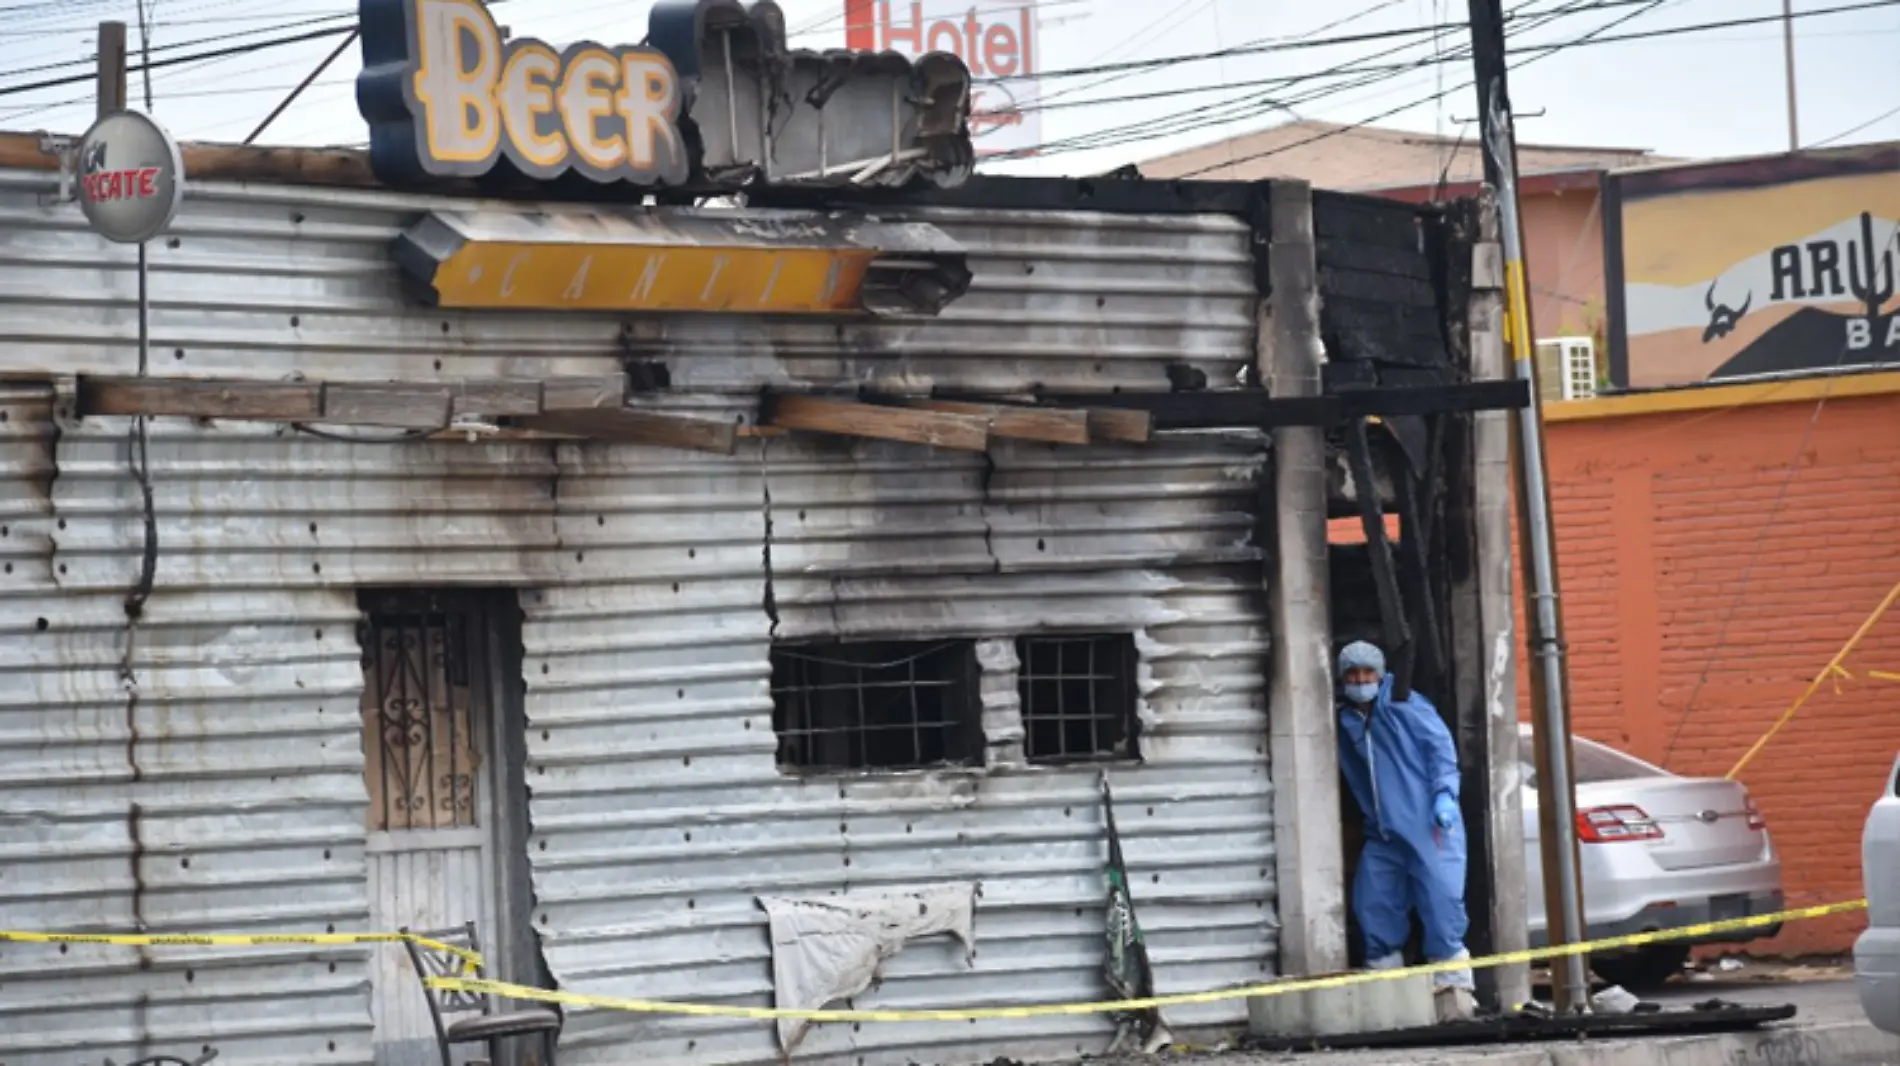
[1576,805,1664,843]
[1746,804,1767,831]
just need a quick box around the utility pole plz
[98,21,128,117]
[1464,0,1590,1014]
[1781,0,1800,150]
[136,0,155,111]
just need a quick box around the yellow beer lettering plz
[498,43,566,171]
[391,0,687,185]
[616,53,684,171]
[411,0,502,165]
[560,49,628,172]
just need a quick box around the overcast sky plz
[1,0,1895,176]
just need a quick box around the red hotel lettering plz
[875,1,1032,77]
[82,167,162,203]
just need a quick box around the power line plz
[0,12,353,82]
[976,0,1667,84]
[1014,0,1900,164]
[1809,101,1900,147]
[0,21,354,99]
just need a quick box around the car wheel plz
[1591,945,1691,992]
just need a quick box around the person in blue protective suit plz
[1335,640,1477,1005]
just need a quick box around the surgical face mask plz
[1342,681,1380,705]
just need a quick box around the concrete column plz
[1467,197,1534,1010]
[1260,180,1349,987]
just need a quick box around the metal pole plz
[1465,0,1589,1014]
[1781,0,1799,150]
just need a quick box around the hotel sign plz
[357,0,976,192]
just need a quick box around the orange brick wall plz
[1526,391,1900,955]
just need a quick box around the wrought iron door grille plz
[1017,634,1140,764]
[770,640,981,773]
[358,592,487,831]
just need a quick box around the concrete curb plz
[1439,1021,1900,1066]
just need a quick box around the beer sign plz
[846,0,1041,159]
[358,0,690,186]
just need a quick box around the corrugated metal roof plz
[0,168,1277,1066]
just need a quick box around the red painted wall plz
[1532,390,1900,955]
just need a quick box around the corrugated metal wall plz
[0,169,1273,1066]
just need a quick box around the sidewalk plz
[1116,980,1900,1066]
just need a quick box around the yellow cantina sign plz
[357,0,691,185]
[429,244,876,314]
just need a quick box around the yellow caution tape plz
[0,930,482,969]
[423,898,1867,1023]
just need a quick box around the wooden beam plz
[77,376,322,420]
[518,410,738,455]
[540,375,627,411]
[903,398,1091,445]
[766,395,990,451]
[323,383,453,428]
[449,379,543,417]
[1083,407,1153,444]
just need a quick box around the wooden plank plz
[1083,407,1153,443]
[323,383,453,428]
[767,395,989,451]
[448,379,543,417]
[539,375,627,411]
[518,410,738,455]
[77,376,323,420]
[905,398,1091,445]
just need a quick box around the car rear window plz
[1518,734,1667,786]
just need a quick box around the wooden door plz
[358,591,510,1066]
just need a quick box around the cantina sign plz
[358,0,690,186]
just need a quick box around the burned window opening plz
[1017,634,1140,765]
[770,640,982,773]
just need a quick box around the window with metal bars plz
[1017,634,1140,764]
[770,640,983,772]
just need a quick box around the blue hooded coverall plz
[1337,670,1473,987]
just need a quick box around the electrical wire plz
[1022,0,1899,166]
[1808,102,1900,147]
[0,21,355,99]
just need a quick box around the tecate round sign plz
[76,110,184,244]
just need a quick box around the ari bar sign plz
[845,0,1040,159]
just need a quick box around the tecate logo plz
[82,167,164,204]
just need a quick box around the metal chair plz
[402,922,561,1066]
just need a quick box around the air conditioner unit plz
[1533,337,1598,402]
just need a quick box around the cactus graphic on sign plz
[1847,210,1897,319]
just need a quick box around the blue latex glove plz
[1433,793,1459,830]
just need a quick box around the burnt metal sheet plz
[0,172,1253,400]
[519,432,1278,1066]
[0,165,1275,1066]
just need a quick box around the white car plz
[1521,727,1784,990]
[1856,753,1900,1035]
